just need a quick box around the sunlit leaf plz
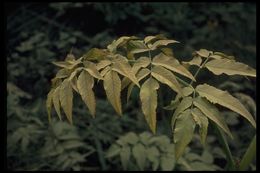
[104,70,122,115]
[205,59,256,77]
[140,77,159,133]
[77,70,96,117]
[196,84,256,128]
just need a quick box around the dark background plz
[6,2,256,171]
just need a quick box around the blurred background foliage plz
[6,2,256,171]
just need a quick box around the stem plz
[189,56,210,85]
[211,121,236,170]
[175,76,191,87]
[238,135,256,171]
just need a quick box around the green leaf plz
[46,89,54,123]
[53,86,62,120]
[160,155,176,171]
[205,59,256,77]
[56,68,70,79]
[103,70,122,115]
[120,146,131,170]
[174,109,195,160]
[59,79,73,124]
[77,70,96,117]
[196,84,256,128]
[152,53,196,81]
[151,65,183,94]
[124,132,139,145]
[112,58,140,87]
[132,143,146,170]
[161,47,174,56]
[193,96,233,138]
[191,108,209,145]
[140,77,160,134]
[239,135,256,171]
[106,144,121,158]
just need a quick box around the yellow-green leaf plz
[82,48,108,60]
[132,57,151,74]
[144,34,167,44]
[108,36,138,53]
[191,108,208,145]
[171,96,193,131]
[182,56,202,67]
[112,58,140,87]
[59,79,73,124]
[77,71,96,117]
[214,52,235,60]
[53,86,62,120]
[151,66,182,95]
[193,96,233,138]
[161,47,174,56]
[196,49,212,58]
[149,39,179,50]
[103,70,122,115]
[152,53,196,81]
[55,68,70,79]
[132,143,146,170]
[52,61,76,69]
[196,84,256,128]
[96,60,111,70]
[46,89,54,123]
[100,66,110,77]
[140,77,160,134]
[174,109,195,160]
[83,61,103,80]
[126,68,150,103]
[205,59,256,77]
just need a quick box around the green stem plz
[189,56,210,85]
[175,76,190,87]
[211,121,236,170]
[238,135,256,171]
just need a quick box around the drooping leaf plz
[151,66,183,95]
[46,89,54,123]
[140,77,160,133]
[152,53,196,81]
[53,86,62,120]
[193,96,233,138]
[77,71,96,117]
[103,70,122,115]
[59,79,73,124]
[174,109,195,160]
[205,59,256,77]
[83,61,103,80]
[128,40,150,54]
[120,146,131,170]
[191,108,209,145]
[196,84,256,128]
[112,58,140,87]
[52,61,76,69]
[132,143,146,170]
[171,97,193,132]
